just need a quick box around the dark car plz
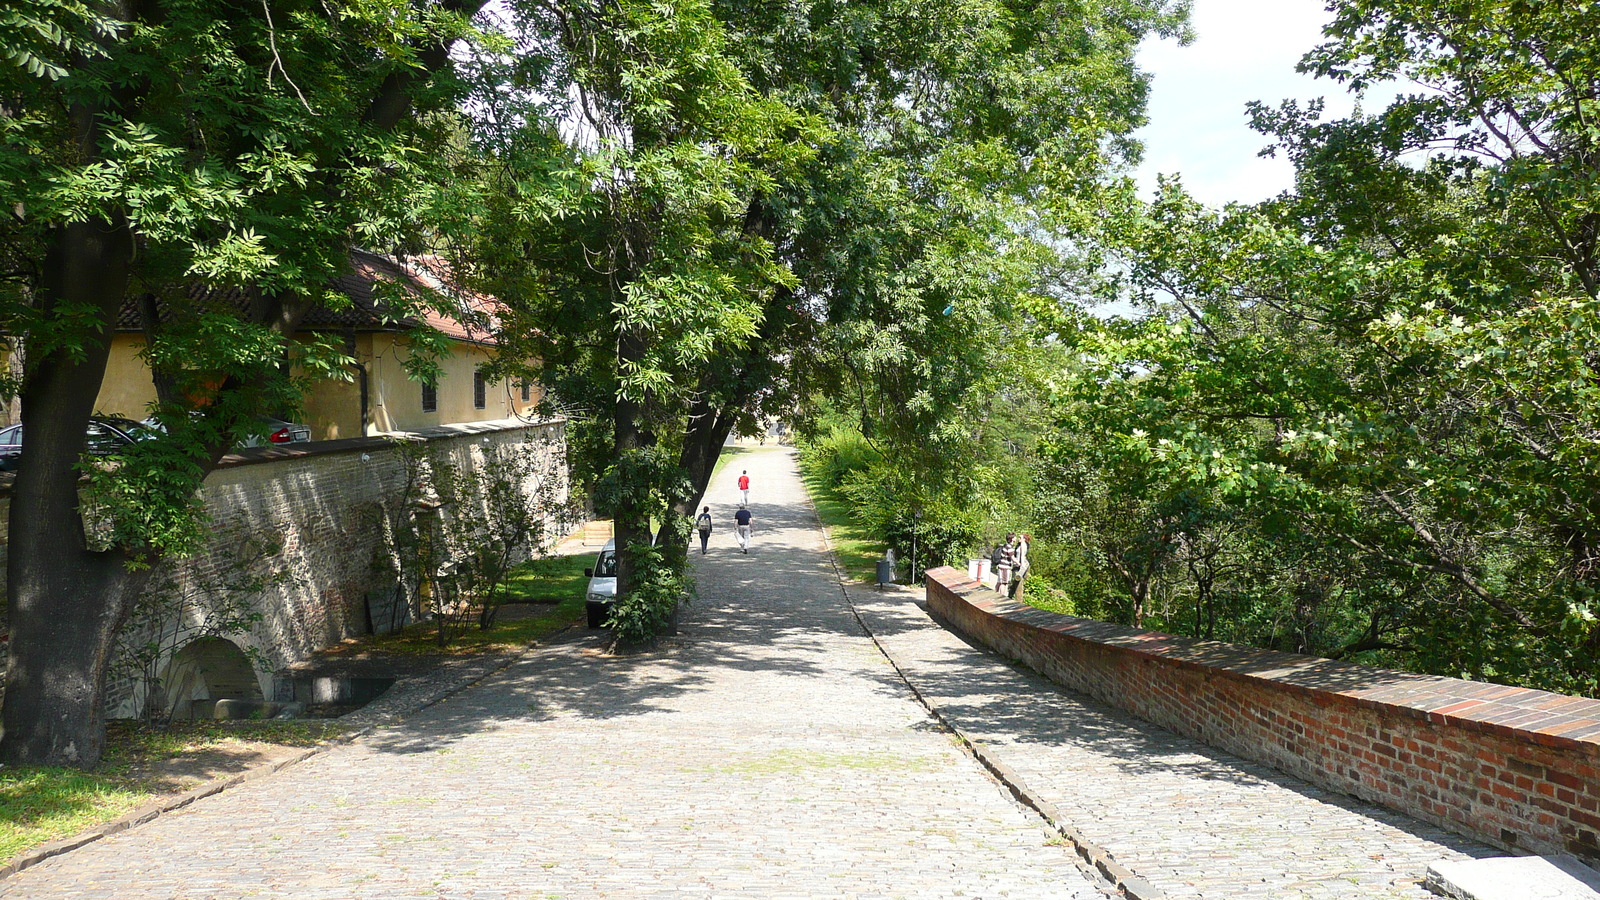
[0,415,160,471]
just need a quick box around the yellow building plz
[96,250,540,439]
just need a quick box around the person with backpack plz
[695,506,714,555]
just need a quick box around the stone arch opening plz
[158,637,263,721]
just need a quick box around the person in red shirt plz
[738,470,750,504]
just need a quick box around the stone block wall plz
[0,417,570,716]
[924,566,1600,865]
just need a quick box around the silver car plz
[583,539,617,628]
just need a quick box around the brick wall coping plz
[211,416,566,469]
[0,416,566,493]
[925,566,1600,755]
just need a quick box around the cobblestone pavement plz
[2,443,1108,900]
[848,583,1497,898]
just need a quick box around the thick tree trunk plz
[656,391,742,575]
[1,218,144,768]
[612,331,652,596]
[653,290,793,561]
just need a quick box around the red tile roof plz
[118,249,499,346]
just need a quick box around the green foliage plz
[797,426,881,492]
[800,420,986,574]
[606,526,691,647]
[0,0,485,557]
[0,0,112,81]
[1023,0,1600,695]
[383,435,578,646]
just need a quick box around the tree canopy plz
[823,0,1600,696]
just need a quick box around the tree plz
[455,0,1188,636]
[0,0,491,766]
[1044,0,1600,693]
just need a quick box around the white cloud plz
[1131,0,1400,207]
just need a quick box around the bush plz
[607,520,692,647]
[799,427,882,491]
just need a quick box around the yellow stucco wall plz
[95,331,540,440]
[296,333,368,441]
[97,334,160,420]
[368,334,540,434]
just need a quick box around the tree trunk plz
[656,391,742,575]
[612,330,653,596]
[1,218,143,768]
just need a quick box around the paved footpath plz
[3,445,1108,899]
[2,445,1496,899]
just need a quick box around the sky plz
[1131,0,1399,207]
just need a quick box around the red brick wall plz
[924,566,1600,864]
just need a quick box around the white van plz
[583,539,618,628]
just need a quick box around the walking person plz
[734,504,753,553]
[992,533,1015,595]
[695,506,714,555]
[738,470,751,505]
[1009,532,1031,599]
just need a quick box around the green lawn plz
[348,551,592,656]
[0,720,345,862]
[797,461,882,583]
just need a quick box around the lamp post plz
[911,509,922,586]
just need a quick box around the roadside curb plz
[0,625,578,881]
[799,486,1166,900]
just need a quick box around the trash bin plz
[876,559,894,586]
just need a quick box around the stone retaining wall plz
[924,566,1600,865]
[0,418,570,716]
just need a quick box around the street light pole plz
[911,509,922,586]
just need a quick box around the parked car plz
[238,416,312,447]
[584,539,618,628]
[139,413,312,448]
[0,415,160,471]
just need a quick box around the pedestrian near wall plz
[738,470,750,505]
[993,533,1015,595]
[1009,533,1030,599]
[695,506,714,555]
[735,504,753,553]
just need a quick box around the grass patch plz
[0,770,145,861]
[708,444,754,489]
[0,720,345,862]
[335,551,591,657]
[797,460,881,583]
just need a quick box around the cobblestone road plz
[2,445,1108,899]
[851,585,1495,900]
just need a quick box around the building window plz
[473,370,486,409]
[520,379,531,403]
[421,380,437,413]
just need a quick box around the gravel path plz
[2,444,1107,899]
